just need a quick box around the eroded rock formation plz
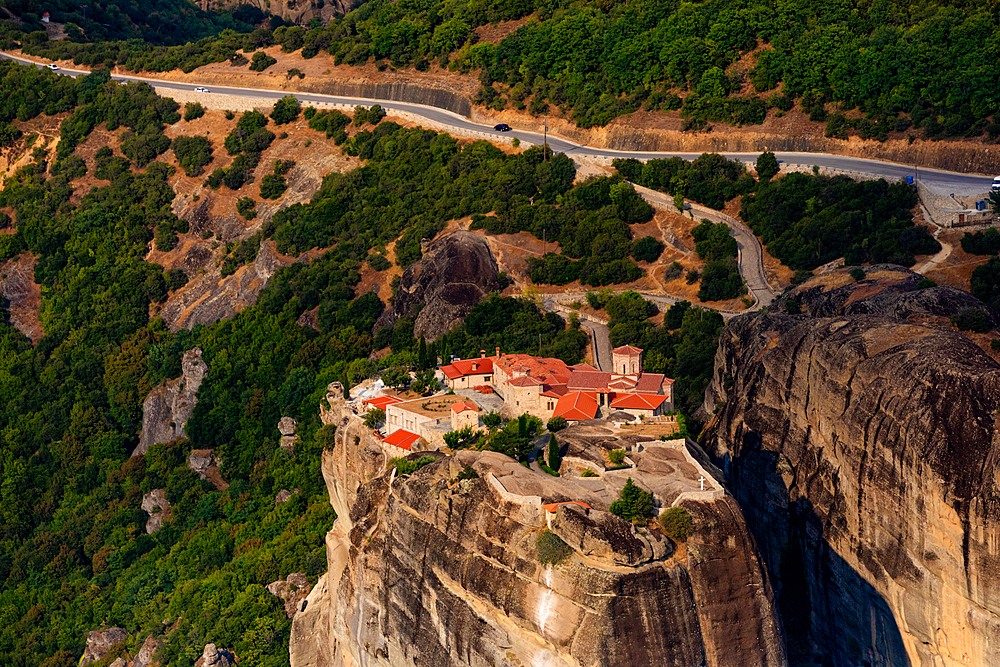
[81,627,127,666]
[194,644,236,667]
[197,0,357,25]
[288,390,786,667]
[141,489,171,534]
[702,265,1000,667]
[135,348,208,456]
[375,231,501,340]
[268,573,313,618]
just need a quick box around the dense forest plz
[0,0,269,45]
[8,0,1000,137]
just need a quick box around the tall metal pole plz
[543,115,548,162]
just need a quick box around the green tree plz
[270,95,301,125]
[610,478,654,524]
[756,151,780,179]
[547,434,561,471]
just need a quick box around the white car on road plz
[194,86,210,93]
[47,63,58,70]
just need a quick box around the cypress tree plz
[548,434,561,471]
[418,335,427,369]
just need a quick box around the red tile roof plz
[569,362,600,372]
[383,429,421,451]
[633,373,669,393]
[509,375,541,387]
[495,354,572,386]
[610,393,668,410]
[553,391,599,421]
[567,370,612,391]
[543,501,593,513]
[441,357,494,380]
[451,400,478,414]
[612,345,643,355]
[363,395,403,410]
[540,384,569,398]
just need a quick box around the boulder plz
[135,348,207,456]
[549,503,654,566]
[194,643,235,667]
[374,231,501,340]
[109,659,126,667]
[278,416,297,452]
[140,489,170,534]
[81,627,127,666]
[267,573,313,618]
[275,488,299,505]
[131,634,159,667]
[188,448,228,491]
[703,265,1000,667]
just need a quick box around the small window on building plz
[485,376,491,382]
[516,401,520,406]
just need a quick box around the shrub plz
[850,268,867,281]
[183,102,205,122]
[249,51,277,72]
[171,135,212,177]
[260,174,287,199]
[206,167,225,189]
[631,235,664,262]
[698,259,743,301]
[237,197,257,220]
[367,253,391,271]
[536,529,572,565]
[663,261,684,281]
[363,407,385,429]
[951,308,992,333]
[165,268,188,291]
[608,449,626,465]
[686,269,700,284]
[791,269,813,286]
[581,469,598,478]
[483,411,503,429]
[455,465,479,482]
[270,95,301,125]
[785,300,802,315]
[393,455,436,475]
[287,68,305,80]
[917,278,936,289]
[546,416,567,432]
[658,507,693,542]
[610,478,654,523]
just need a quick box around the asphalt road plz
[2,52,994,192]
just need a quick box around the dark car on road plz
[494,123,511,131]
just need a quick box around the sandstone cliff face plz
[702,266,1000,667]
[135,348,208,456]
[375,231,501,340]
[289,392,786,667]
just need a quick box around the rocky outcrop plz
[267,573,312,618]
[194,644,235,667]
[135,348,208,456]
[158,240,292,332]
[702,265,1000,667]
[275,488,299,504]
[289,394,786,667]
[375,231,501,340]
[131,634,159,667]
[81,627,128,665]
[141,489,171,534]
[188,448,229,490]
[279,416,298,452]
[197,0,356,26]
[0,252,43,342]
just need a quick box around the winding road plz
[1,52,994,193]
